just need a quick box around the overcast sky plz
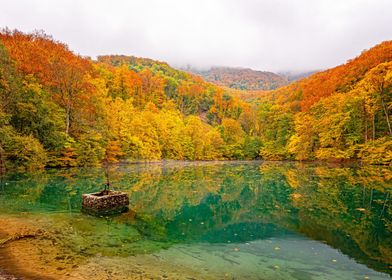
[0,0,391,72]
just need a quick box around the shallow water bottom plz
[0,214,390,280]
[73,241,390,280]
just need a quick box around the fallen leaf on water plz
[291,193,302,199]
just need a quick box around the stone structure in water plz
[82,190,129,215]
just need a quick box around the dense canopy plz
[0,30,391,170]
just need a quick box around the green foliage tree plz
[11,76,66,150]
[257,104,293,160]
[220,118,245,159]
[75,133,105,166]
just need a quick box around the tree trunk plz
[65,100,71,135]
[381,96,392,135]
[372,114,376,140]
[363,103,368,143]
[380,192,389,218]
[369,189,374,208]
[365,117,368,143]
[180,96,185,114]
[0,144,5,175]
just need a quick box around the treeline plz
[0,29,391,170]
[0,30,259,170]
[252,41,392,164]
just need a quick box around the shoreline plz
[2,158,384,176]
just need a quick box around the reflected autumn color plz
[0,162,391,277]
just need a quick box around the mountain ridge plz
[184,66,289,91]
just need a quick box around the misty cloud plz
[0,0,391,71]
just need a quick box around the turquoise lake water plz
[0,161,391,279]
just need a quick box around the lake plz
[0,161,391,280]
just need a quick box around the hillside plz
[186,66,289,90]
[0,30,256,170]
[268,41,392,110]
[0,29,391,170]
[255,40,392,162]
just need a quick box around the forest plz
[0,29,391,170]
[186,66,289,90]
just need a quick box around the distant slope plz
[186,66,289,90]
[266,41,392,111]
[97,55,188,80]
[278,70,319,82]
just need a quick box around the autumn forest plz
[0,29,391,170]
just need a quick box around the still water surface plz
[0,161,391,279]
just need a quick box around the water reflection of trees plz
[0,162,390,273]
[275,163,392,272]
[125,162,391,273]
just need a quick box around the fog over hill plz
[278,70,320,82]
[1,0,391,72]
[183,66,289,91]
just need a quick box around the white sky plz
[0,0,391,72]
